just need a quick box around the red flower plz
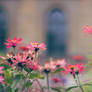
[83,25,92,34]
[52,77,61,83]
[5,37,22,48]
[73,55,85,61]
[62,63,84,75]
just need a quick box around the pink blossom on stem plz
[28,41,46,52]
[62,62,84,75]
[54,59,66,68]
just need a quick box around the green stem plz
[13,47,16,55]
[74,78,79,86]
[46,73,50,92]
[76,75,84,92]
[22,72,29,92]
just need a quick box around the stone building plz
[0,0,92,58]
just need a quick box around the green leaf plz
[66,86,78,92]
[24,80,32,88]
[29,71,44,79]
[15,73,25,80]
[24,67,32,73]
[51,87,61,92]
[4,70,13,85]
[54,68,65,73]
[14,88,18,92]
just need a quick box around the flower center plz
[70,65,75,70]
[11,40,14,42]
[34,42,39,46]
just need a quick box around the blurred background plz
[0,0,92,59]
[0,0,92,58]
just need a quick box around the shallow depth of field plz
[0,0,92,92]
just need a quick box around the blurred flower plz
[73,55,85,61]
[19,46,29,51]
[28,41,46,52]
[0,66,4,74]
[83,25,92,34]
[52,77,61,83]
[5,37,22,48]
[38,64,44,72]
[0,66,5,84]
[43,61,56,73]
[54,59,66,68]
[62,62,84,75]
[0,76,5,84]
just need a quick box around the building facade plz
[0,0,92,58]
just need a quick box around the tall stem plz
[46,73,50,92]
[74,78,79,86]
[76,75,84,92]
[13,47,16,55]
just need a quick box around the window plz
[46,8,67,57]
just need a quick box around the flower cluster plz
[0,38,46,73]
[0,37,87,92]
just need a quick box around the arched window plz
[0,7,8,52]
[46,8,67,57]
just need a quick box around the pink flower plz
[5,37,22,48]
[0,66,4,74]
[83,25,92,34]
[0,76,5,84]
[54,59,66,68]
[62,62,84,75]
[28,41,46,52]
[73,55,85,61]
[52,77,61,83]
[43,61,56,73]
